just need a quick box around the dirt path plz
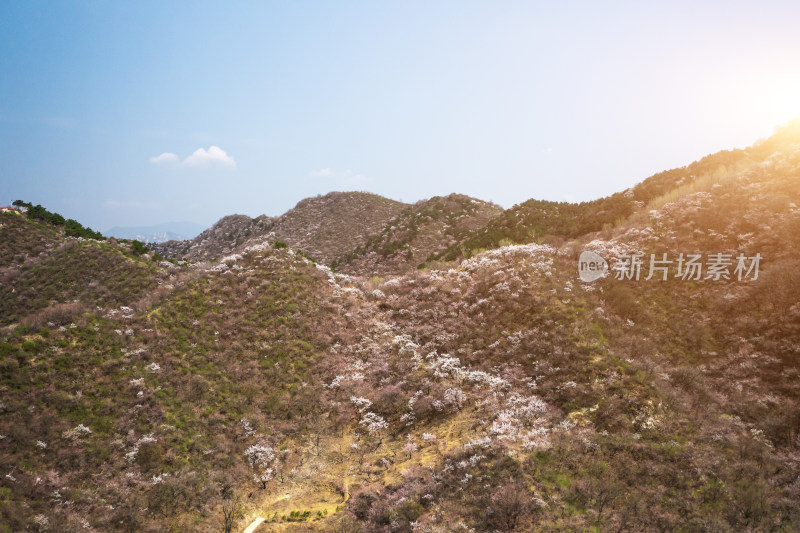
[242,517,265,533]
[239,487,346,532]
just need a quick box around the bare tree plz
[486,482,531,531]
[221,484,239,533]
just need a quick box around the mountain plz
[152,191,408,264]
[331,193,503,276]
[150,214,275,261]
[2,121,800,532]
[106,222,208,244]
[264,191,409,265]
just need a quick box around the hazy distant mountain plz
[105,221,207,243]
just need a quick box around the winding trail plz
[240,491,294,532]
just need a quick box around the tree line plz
[13,200,105,240]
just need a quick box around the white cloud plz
[309,168,371,185]
[149,152,179,164]
[149,146,236,168]
[182,146,236,167]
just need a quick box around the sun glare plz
[756,76,800,128]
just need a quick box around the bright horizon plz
[2,1,800,232]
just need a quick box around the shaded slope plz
[0,243,343,531]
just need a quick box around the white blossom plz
[245,443,277,486]
[350,396,373,413]
[126,434,157,463]
[34,514,49,529]
[359,412,388,435]
[444,387,467,409]
[244,443,276,467]
[240,418,255,436]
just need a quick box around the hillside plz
[1,123,800,532]
[0,235,340,531]
[0,210,62,269]
[332,194,502,276]
[0,212,168,328]
[430,120,800,264]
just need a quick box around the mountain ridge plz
[149,120,800,275]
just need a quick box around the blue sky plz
[2,1,799,232]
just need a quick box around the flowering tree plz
[359,412,388,435]
[244,443,276,489]
[444,387,467,409]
